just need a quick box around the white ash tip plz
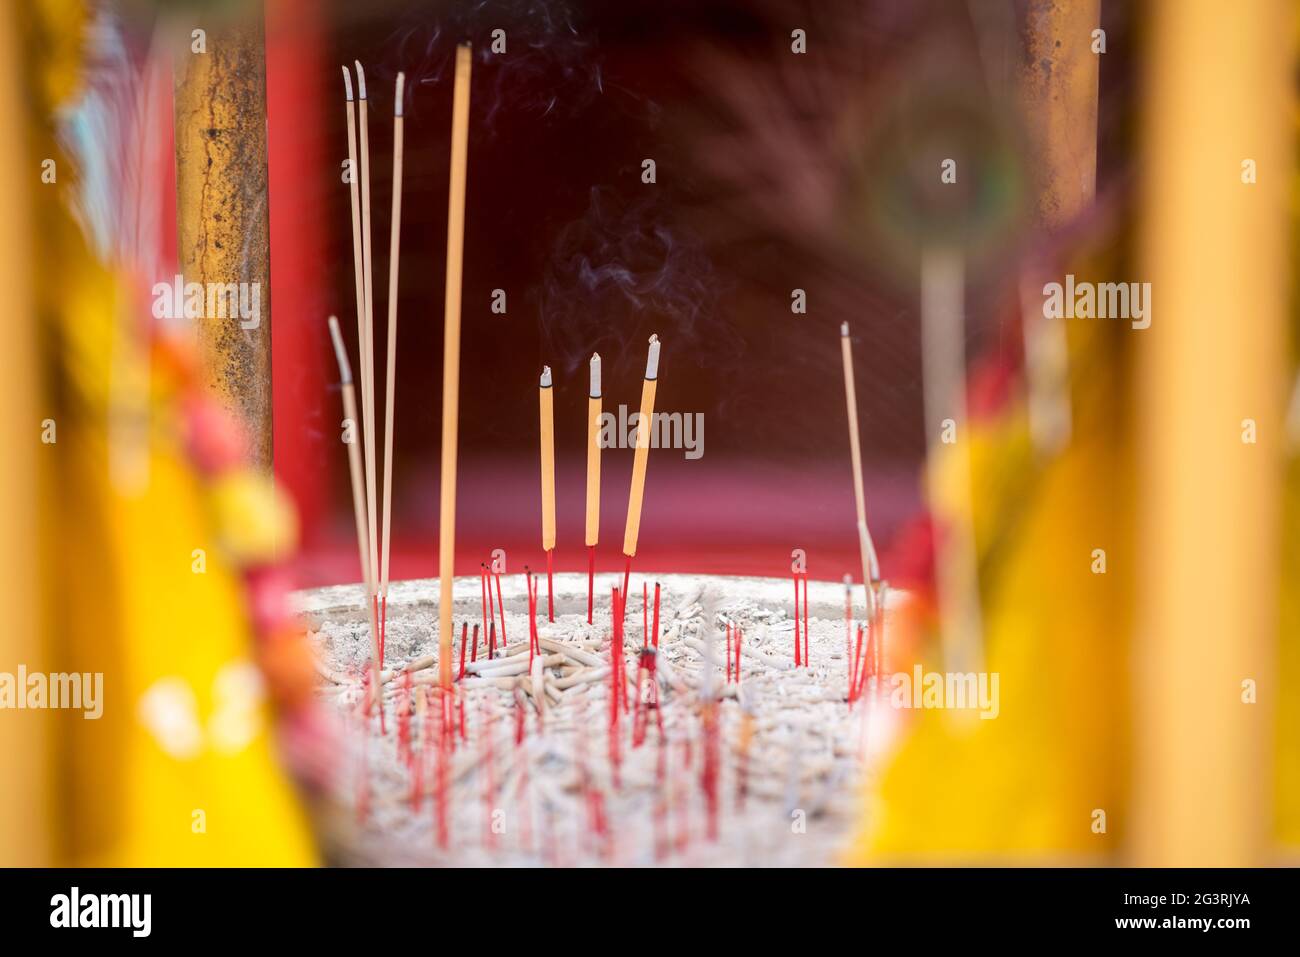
[394,72,405,116]
[327,316,352,384]
[342,66,354,101]
[645,334,661,379]
[843,574,852,587]
[589,353,601,396]
[354,61,367,99]
[840,322,850,337]
[540,366,552,388]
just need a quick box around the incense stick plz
[539,366,556,622]
[621,335,661,599]
[355,63,381,660]
[327,316,382,707]
[839,323,880,620]
[380,71,406,646]
[438,44,473,690]
[585,353,602,624]
[341,67,374,636]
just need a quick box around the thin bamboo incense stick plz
[380,71,406,649]
[437,43,472,690]
[840,322,880,620]
[539,366,556,621]
[341,66,376,635]
[355,63,381,660]
[585,353,602,624]
[327,316,382,707]
[621,334,660,599]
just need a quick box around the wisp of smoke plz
[539,187,727,378]
[373,0,606,131]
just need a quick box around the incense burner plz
[297,572,899,866]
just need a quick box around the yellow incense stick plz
[840,323,880,619]
[540,366,556,551]
[328,317,382,702]
[380,72,405,604]
[585,353,602,548]
[622,335,660,557]
[438,44,472,690]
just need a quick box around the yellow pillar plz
[0,3,48,866]
[173,7,274,469]
[1134,0,1292,865]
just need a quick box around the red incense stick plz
[802,573,810,665]
[621,555,631,620]
[493,568,506,645]
[457,621,468,680]
[546,548,555,622]
[793,573,802,667]
[587,545,595,624]
[850,623,864,703]
[725,623,732,683]
[480,564,489,649]
[652,581,661,647]
[735,626,742,683]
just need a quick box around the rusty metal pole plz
[1017,0,1101,229]
[173,7,273,469]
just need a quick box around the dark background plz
[265,0,1133,586]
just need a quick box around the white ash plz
[294,573,900,866]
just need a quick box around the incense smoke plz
[539,187,729,378]
[374,0,610,130]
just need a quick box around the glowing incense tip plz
[540,365,553,388]
[342,66,353,101]
[354,60,367,99]
[590,352,601,397]
[394,72,405,116]
[840,321,849,337]
[327,316,352,383]
[645,334,661,379]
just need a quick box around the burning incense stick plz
[621,334,661,598]
[539,366,556,621]
[586,353,602,624]
[341,66,373,612]
[327,316,382,705]
[380,71,406,649]
[438,44,472,690]
[839,323,880,620]
[355,63,381,661]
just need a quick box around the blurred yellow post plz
[1135,0,1292,865]
[0,3,48,865]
